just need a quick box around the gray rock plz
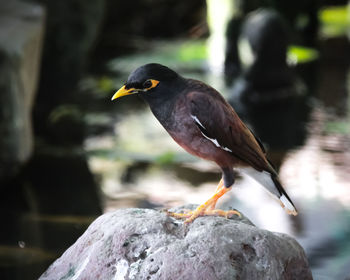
[40,207,313,280]
[0,0,45,178]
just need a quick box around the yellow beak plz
[111,85,136,100]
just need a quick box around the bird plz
[112,63,297,223]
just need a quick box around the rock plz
[40,206,313,280]
[0,0,45,179]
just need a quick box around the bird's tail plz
[239,167,298,216]
[270,175,298,216]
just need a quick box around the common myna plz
[112,63,297,223]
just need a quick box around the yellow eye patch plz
[144,79,159,90]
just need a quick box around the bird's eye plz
[143,80,152,88]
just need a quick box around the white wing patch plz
[190,114,232,153]
[190,115,205,128]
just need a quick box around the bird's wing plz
[187,86,297,215]
[188,90,270,172]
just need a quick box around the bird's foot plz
[166,180,240,224]
[166,208,241,224]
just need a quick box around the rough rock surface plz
[40,206,313,280]
[0,0,45,178]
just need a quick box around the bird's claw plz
[165,182,239,223]
[166,209,193,218]
[225,209,242,219]
[166,208,241,223]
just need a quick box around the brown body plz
[165,79,270,174]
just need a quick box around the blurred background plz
[1,0,350,279]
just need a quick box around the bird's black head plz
[112,63,182,102]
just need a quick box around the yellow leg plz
[207,178,224,210]
[167,179,241,224]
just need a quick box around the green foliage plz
[324,121,350,134]
[287,45,319,65]
[49,105,82,124]
[79,75,119,97]
[177,41,207,62]
[319,6,350,38]
[97,76,115,93]
[155,151,176,165]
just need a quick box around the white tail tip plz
[280,194,298,216]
